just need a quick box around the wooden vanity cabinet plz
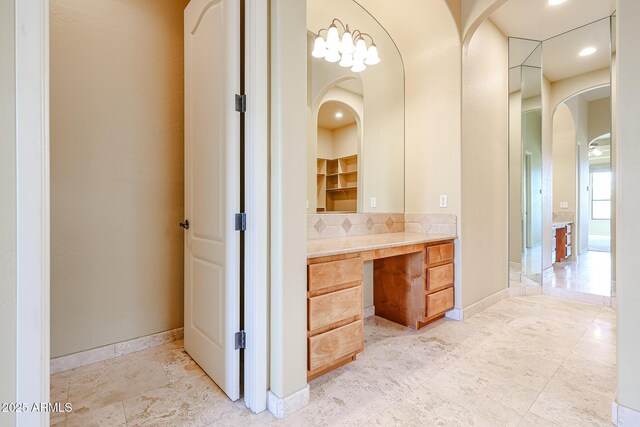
[374,240,455,330]
[306,239,455,380]
[307,256,364,381]
[555,225,572,262]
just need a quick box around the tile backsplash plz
[307,212,457,240]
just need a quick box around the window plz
[591,171,611,220]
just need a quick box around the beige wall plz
[0,0,17,423]
[509,92,522,264]
[616,0,640,414]
[358,0,462,217]
[333,124,358,159]
[270,0,309,399]
[50,0,188,357]
[588,97,612,143]
[461,18,508,307]
[552,104,577,214]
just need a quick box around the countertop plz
[553,221,574,228]
[308,232,457,259]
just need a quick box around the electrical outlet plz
[370,197,377,208]
[439,195,448,208]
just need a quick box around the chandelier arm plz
[353,31,375,45]
[330,18,348,32]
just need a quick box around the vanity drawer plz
[308,257,363,293]
[426,242,454,266]
[426,263,454,291]
[308,285,362,332]
[425,287,454,319]
[308,319,363,372]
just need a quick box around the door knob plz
[180,219,190,230]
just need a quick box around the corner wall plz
[270,0,309,401]
[616,0,640,416]
[50,0,188,357]
[461,19,509,307]
[0,0,17,424]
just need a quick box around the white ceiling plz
[317,101,357,130]
[490,0,615,41]
[542,18,611,82]
[491,0,615,83]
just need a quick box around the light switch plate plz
[560,201,569,209]
[370,197,376,208]
[439,195,448,208]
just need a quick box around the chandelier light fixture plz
[311,19,381,73]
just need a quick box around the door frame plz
[14,0,269,420]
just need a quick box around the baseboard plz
[268,385,310,419]
[541,286,612,307]
[445,288,508,321]
[363,305,375,318]
[51,327,184,374]
[612,401,640,426]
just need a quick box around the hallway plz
[51,295,616,426]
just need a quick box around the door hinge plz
[235,94,246,113]
[235,213,247,231]
[235,330,246,350]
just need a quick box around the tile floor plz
[547,251,612,296]
[51,295,616,427]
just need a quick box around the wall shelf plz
[317,154,358,212]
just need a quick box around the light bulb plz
[312,36,327,58]
[326,25,340,50]
[335,112,343,119]
[364,44,380,65]
[325,46,341,63]
[592,148,602,156]
[340,31,355,54]
[351,58,367,73]
[354,39,367,60]
[579,47,597,56]
[548,0,566,5]
[339,52,354,68]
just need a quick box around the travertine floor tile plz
[123,373,228,427]
[49,295,615,427]
[66,348,168,415]
[364,385,496,426]
[529,376,612,426]
[59,402,126,427]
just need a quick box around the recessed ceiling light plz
[335,112,343,119]
[548,0,567,5]
[579,47,597,56]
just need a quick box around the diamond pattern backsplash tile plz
[385,217,394,230]
[314,218,327,234]
[306,213,455,240]
[366,217,375,231]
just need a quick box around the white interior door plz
[184,0,240,401]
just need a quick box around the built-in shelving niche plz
[317,154,357,212]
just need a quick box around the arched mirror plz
[307,0,405,214]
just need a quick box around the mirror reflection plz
[509,39,543,284]
[507,14,614,294]
[307,0,405,214]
